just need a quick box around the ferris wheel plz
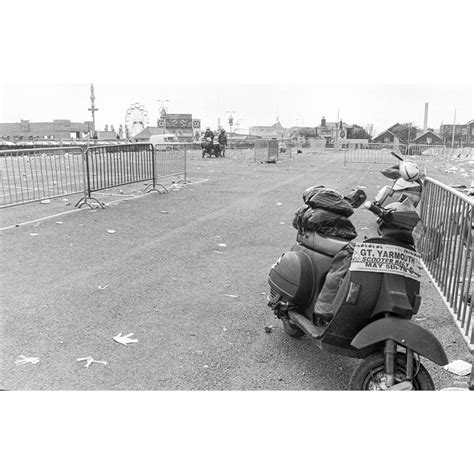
[124,103,150,137]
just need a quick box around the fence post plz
[152,143,156,190]
[184,145,188,183]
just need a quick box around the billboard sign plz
[165,114,193,130]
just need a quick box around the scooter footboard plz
[351,317,448,366]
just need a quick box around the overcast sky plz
[0,82,471,135]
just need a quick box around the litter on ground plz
[15,355,40,366]
[40,199,51,204]
[76,356,108,368]
[443,360,472,376]
[107,230,116,234]
[113,333,138,346]
[224,294,238,298]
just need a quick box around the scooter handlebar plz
[391,151,404,161]
[364,200,393,222]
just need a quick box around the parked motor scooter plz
[267,190,448,390]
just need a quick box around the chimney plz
[423,103,429,131]
[321,116,326,127]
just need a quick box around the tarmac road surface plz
[0,149,472,390]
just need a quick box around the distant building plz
[315,117,351,143]
[288,127,318,139]
[0,119,94,141]
[413,130,443,145]
[372,123,419,145]
[249,121,287,139]
[440,120,474,146]
[371,129,399,144]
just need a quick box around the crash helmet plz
[399,160,420,182]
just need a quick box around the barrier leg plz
[75,195,105,209]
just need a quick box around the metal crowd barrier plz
[343,143,408,165]
[417,177,473,351]
[76,143,155,208]
[0,147,85,208]
[444,147,474,159]
[75,143,189,208]
[407,144,446,158]
[253,139,279,163]
[1,143,190,210]
[154,145,188,184]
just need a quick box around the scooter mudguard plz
[351,317,448,366]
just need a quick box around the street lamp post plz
[157,99,169,133]
[88,84,99,138]
[226,110,236,135]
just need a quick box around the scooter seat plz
[298,231,351,257]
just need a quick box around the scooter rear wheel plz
[282,319,305,339]
[349,352,435,391]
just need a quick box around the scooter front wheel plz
[282,319,305,339]
[349,352,435,390]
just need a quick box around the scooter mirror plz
[345,189,367,208]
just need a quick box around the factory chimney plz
[423,103,429,131]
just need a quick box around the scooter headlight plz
[375,186,390,203]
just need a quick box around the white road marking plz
[0,179,210,232]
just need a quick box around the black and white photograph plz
[1,0,472,472]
